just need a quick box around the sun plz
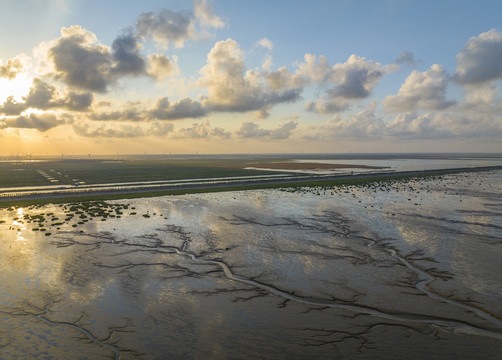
[0,73,32,103]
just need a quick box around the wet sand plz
[1,170,501,359]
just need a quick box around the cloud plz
[174,120,231,139]
[454,29,502,85]
[386,112,502,139]
[198,39,301,114]
[256,38,273,50]
[90,109,142,122]
[236,120,297,139]
[88,96,208,122]
[0,55,28,79]
[136,9,194,49]
[62,91,94,111]
[147,54,178,80]
[194,0,225,29]
[136,2,223,49]
[297,54,332,83]
[263,66,306,91]
[329,55,391,98]
[235,121,270,138]
[110,33,146,76]
[0,97,28,115]
[386,112,441,138]
[395,51,415,65]
[46,25,184,93]
[461,85,502,114]
[304,98,349,113]
[301,54,397,113]
[303,103,502,141]
[149,97,207,120]
[4,113,68,131]
[383,64,455,112]
[48,26,113,92]
[269,120,297,139]
[24,78,58,109]
[73,121,174,138]
[0,78,93,115]
[210,126,232,138]
[323,108,384,138]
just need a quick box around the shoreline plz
[1,165,501,206]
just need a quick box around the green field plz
[0,158,275,188]
[2,156,500,208]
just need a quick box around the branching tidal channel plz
[46,209,502,359]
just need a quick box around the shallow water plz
[295,155,502,174]
[1,170,502,359]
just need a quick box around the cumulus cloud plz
[46,25,184,92]
[303,103,502,141]
[297,54,332,83]
[304,97,349,113]
[0,78,93,115]
[269,120,297,139]
[136,1,223,48]
[0,55,28,79]
[90,109,142,122]
[386,112,502,139]
[262,66,306,91]
[386,112,441,138]
[147,54,178,80]
[24,78,58,109]
[383,64,455,112]
[236,121,297,139]
[174,120,231,139]
[88,96,208,122]
[198,39,301,114]
[256,38,273,50]
[455,29,502,85]
[149,97,207,120]
[4,113,68,131]
[235,122,270,138]
[194,0,225,29]
[395,51,415,65]
[461,85,502,114]
[136,9,194,49]
[301,54,397,113]
[110,33,146,76]
[0,97,28,116]
[329,55,391,98]
[73,121,174,138]
[62,91,94,111]
[48,26,113,92]
[319,108,384,138]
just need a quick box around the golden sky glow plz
[0,0,501,155]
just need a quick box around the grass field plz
[0,158,275,188]
[0,172,450,208]
[2,156,500,208]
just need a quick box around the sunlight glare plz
[0,74,32,103]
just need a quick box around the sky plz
[0,0,502,155]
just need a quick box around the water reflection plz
[1,171,502,359]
